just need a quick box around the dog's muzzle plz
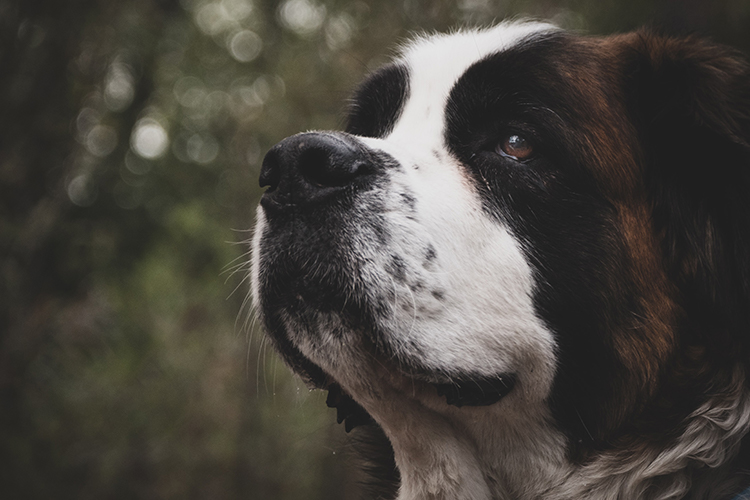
[256,131,520,425]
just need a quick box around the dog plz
[250,21,750,499]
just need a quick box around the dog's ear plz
[626,32,750,148]
[624,32,750,355]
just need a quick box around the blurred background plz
[0,0,748,499]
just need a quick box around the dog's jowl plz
[251,21,750,500]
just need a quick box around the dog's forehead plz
[385,21,557,146]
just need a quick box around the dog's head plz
[251,21,750,499]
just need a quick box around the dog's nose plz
[259,132,371,207]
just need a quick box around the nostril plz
[259,148,281,190]
[298,146,366,188]
[298,147,330,187]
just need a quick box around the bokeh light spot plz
[204,90,229,115]
[85,124,118,157]
[131,118,169,159]
[67,174,99,207]
[325,14,355,50]
[221,0,253,20]
[228,30,262,62]
[278,0,326,36]
[76,107,101,139]
[187,133,220,164]
[174,76,206,108]
[104,61,135,112]
[195,2,233,36]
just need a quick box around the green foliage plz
[0,0,748,499]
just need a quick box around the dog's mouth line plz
[325,374,517,432]
[276,307,518,430]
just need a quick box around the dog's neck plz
[359,368,750,500]
[355,383,571,499]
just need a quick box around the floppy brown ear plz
[625,32,750,358]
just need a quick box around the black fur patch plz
[445,32,629,447]
[346,64,410,138]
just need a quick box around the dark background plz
[1,0,748,499]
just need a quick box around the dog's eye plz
[496,134,533,161]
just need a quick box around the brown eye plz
[497,134,533,160]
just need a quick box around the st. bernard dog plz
[250,21,750,500]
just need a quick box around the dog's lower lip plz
[434,374,517,407]
[324,374,517,432]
